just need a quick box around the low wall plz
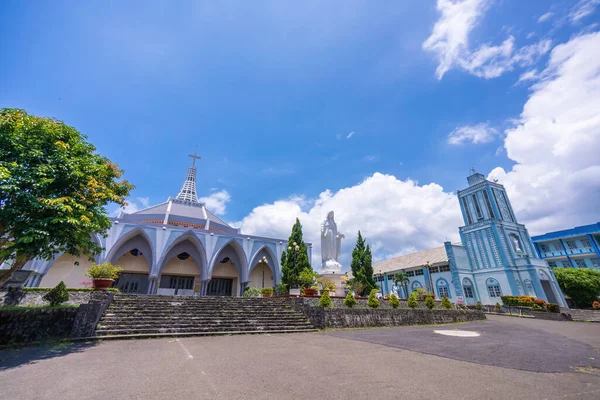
[0,290,92,307]
[298,307,486,329]
[0,308,79,346]
[565,309,600,323]
[285,296,442,309]
[531,311,572,321]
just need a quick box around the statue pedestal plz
[319,272,347,297]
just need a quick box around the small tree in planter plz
[407,293,419,309]
[243,287,261,297]
[261,287,274,298]
[86,263,123,290]
[43,281,69,306]
[298,269,319,295]
[367,289,380,308]
[344,291,357,308]
[441,296,453,309]
[274,283,288,296]
[424,294,435,309]
[388,293,400,309]
[318,290,333,308]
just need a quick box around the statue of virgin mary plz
[321,211,344,273]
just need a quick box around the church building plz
[374,171,568,307]
[22,155,306,296]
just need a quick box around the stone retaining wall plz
[531,311,572,321]
[285,296,442,309]
[565,309,600,323]
[297,306,486,329]
[0,290,92,307]
[0,308,79,346]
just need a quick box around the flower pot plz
[263,294,272,298]
[304,288,317,296]
[92,278,114,290]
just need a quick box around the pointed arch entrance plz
[107,230,154,294]
[208,240,247,296]
[156,236,207,295]
[248,246,277,289]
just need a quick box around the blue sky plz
[2,1,599,268]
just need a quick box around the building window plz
[429,266,439,274]
[486,278,502,298]
[462,197,473,225]
[472,194,483,220]
[439,265,451,272]
[415,269,424,276]
[406,271,415,277]
[561,260,572,268]
[581,239,591,249]
[483,190,495,219]
[540,244,548,252]
[566,241,577,250]
[591,258,600,269]
[387,274,395,281]
[437,279,451,298]
[548,261,557,268]
[575,259,587,268]
[464,286,474,298]
[412,281,422,290]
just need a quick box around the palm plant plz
[394,272,410,299]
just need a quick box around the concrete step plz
[97,322,313,331]
[95,325,313,335]
[100,316,308,323]
[81,329,318,341]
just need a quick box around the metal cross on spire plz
[189,151,201,167]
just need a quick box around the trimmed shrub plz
[494,302,503,313]
[274,283,288,295]
[86,263,123,280]
[424,294,435,310]
[407,293,418,309]
[243,287,261,297]
[344,291,357,308]
[545,303,560,313]
[367,289,380,308]
[318,290,333,308]
[261,287,273,296]
[554,268,600,308]
[592,301,600,310]
[532,303,544,311]
[42,281,69,307]
[475,301,483,310]
[441,296,452,309]
[388,293,400,309]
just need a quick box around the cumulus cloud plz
[448,122,498,145]
[234,173,462,271]
[116,197,151,215]
[488,32,600,234]
[200,190,231,215]
[423,0,551,79]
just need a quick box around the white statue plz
[321,211,344,273]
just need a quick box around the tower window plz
[472,194,483,220]
[483,190,495,219]
[462,197,473,225]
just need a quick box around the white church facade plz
[374,171,568,308]
[22,155,309,296]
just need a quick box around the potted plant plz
[298,269,319,295]
[261,287,274,298]
[316,277,336,296]
[243,287,262,297]
[85,263,123,290]
[304,286,319,296]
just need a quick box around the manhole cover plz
[434,330,480,337]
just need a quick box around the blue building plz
[531,223,600,270]
[374,171,568,307]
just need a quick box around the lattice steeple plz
[176,152,201,202]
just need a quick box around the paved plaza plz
[1,315,600,400]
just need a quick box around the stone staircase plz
[93,294,316,339]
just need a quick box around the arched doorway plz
[108,232,153,294]
[538,270,559,304]
[157,238,206,295]
[461,277,477,305]
[39,254,95,288]
[248,248,276,289]
[208,241,246,296]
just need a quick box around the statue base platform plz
[318,272,347,297]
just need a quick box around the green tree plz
[344,291,357,308]
[394,271,410,298]
[318,290,333,308]
[553,268,600,308]
[0,109,133,286]
[350,231,377,295]
[280,218,312,288]
[367,288,380,308]
[388,293,400,309]
[441,296,453,309]
[407,292,419,309]
[424,294,436,309]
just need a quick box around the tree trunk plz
[0,257,28,288]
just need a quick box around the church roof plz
[373,244,460,274]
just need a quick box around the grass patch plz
[0,304,80,311]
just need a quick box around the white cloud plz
[234,173,462,270]
[448,122,498,145]
[116,197,151,215]
[199,190,231,215]
[347,131,355,139]
[516,69,539,84]
[363,155,378,161]
[423,0,551,79]
[569,0,600,23]
[488,32,600,234]
[538,12,554,23]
